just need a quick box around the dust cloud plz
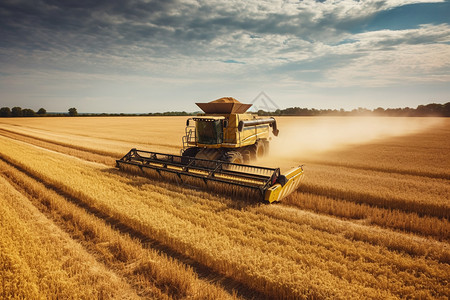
[260,117,443,168]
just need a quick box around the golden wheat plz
[307,118,450,179]
[298,163,449,218]
[286,192,449,240]
[0,176,139,299]
[0,159,234,299]
[0,134,448,299]
[0,116,183,154]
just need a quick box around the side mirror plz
[186,119,190,126]
[223,120,228,128]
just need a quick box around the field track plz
[0,117,449,299]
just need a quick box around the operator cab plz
[192,116,225,145]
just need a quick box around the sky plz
[0,0,449,113]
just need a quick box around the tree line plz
[257,102,450,117]
[0,107,78,117]
[1,102,448,117]
[0,106,194,117]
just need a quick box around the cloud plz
[269,23,450,87]
[0,0,448,111]
[1,0,445,53]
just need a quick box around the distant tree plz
[444,102,450,117]
[0,107,11,117]
[11,106,23,117]
[22,108,36,117]
[416,103,441,116]
[374,107,385,115]
[257,109,269,116]
[68,107,78,116]
[37,108,47,115]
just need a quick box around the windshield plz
[196,120,223,144]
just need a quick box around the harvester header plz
[116,97,304,202]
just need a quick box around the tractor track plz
[0,153,267,300]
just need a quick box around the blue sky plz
[0,0,449,113]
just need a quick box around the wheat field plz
[0,116,448,299]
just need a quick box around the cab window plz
[196,120,223,144]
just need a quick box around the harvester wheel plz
[181,147,200,164]
[195,148,222,168]
[182,147,200,157]
[242,150,252,163]
[263,139,270,155]
[255,140,266,158]
[223,151,244,164]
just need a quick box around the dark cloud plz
[0,0,448,81]
[0,0,381,54]
[0,0,173,50]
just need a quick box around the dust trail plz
[260,117,443,168]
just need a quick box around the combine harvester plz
[116,97,304,202]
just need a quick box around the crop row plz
[306,158,450,180]
[300,163,449,219]
[0,175,139,299]
[2,128,447,257]
[3,126,448,224]
[3,118,449,182]
[0,135,448,299]
[0,159,236,299]
[0,118,180,155]
[1,125,448,247]
[286,192,449,241]
[0,128,117,165]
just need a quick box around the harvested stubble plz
[304,118,450,180]
[0,116,183,155]
[0,135,448,299]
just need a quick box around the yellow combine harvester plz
[116,97,304,202]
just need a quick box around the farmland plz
[0,116,449,299]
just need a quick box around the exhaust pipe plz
[238,117,279,136]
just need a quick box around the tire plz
[182,147,200,157]
[255,140,266,158]
[222,151,244,165]
[242,149,251,163]
[263,139,270,155]
[194,148,222,168]
[181,147,200,164]
[248,145,257,161]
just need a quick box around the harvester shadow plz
[102,167,264,211]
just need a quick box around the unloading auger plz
[116,97,304,202]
